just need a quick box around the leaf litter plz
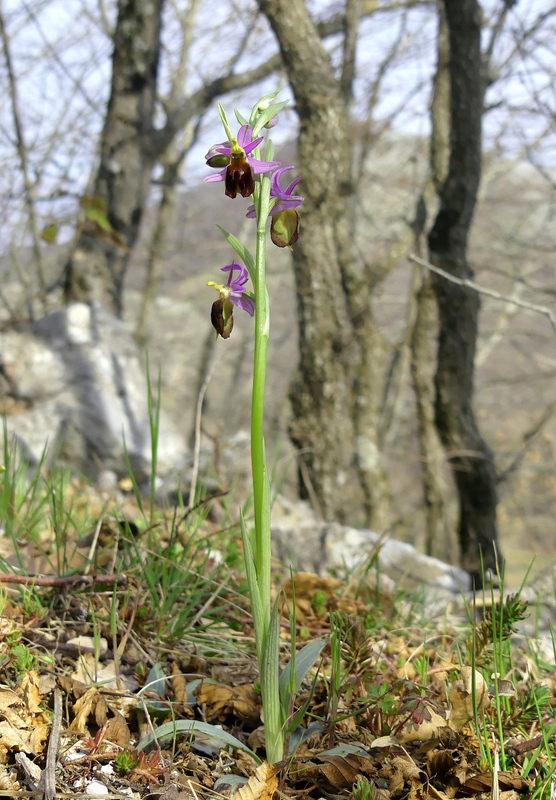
[0,496,551,800]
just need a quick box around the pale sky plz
[0,0,553,250]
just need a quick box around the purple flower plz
[219,262,255,316]
[207,261,255,339]
[246,166,303,218]
[204,125,280,199]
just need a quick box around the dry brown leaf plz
[19,673,42,715]
[281,572,343,622]
[448,667,489,731]
[229,762,277,800]
[427,786,453,800]
[0,689,22,715]
[408,783,428,800]
[396,704,449,744]
[70,687,101,732]
[345,567,396,616]
[103,711,131,748]
[0,762,18,791]
[28,724,49,756]
[381,762,405,796]
[461,772,530,795]
[181,751,216,787]
[57,676,88,698]
[194,682,260,725]
[499,792,522,800]
[0,670,50,759]
[316,752,375,790]
[94,695,108,727]
[171,662,188,706]
[391,755,424,782]
[370,735,397,749]
[246,726,266,754]
[427,749,457,779]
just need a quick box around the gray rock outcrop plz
[271,495,471,604]
[0,303,187,480]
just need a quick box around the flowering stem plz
[252,177,271,620]
[251,169,283,764]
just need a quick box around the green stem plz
[251,177,272,627]
[251,172,283,763]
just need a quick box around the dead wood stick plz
[0,573,127,587]
[43,687,62,800]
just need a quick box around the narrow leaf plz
[261,597,284,762]
[137,719,261,762]
[280,637,327,699]
[240,513,264,662]
[217,225,255,282]
[85,207,113,232]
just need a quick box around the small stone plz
[85,779,109,796]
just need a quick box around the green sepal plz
[271,209,300,248]
[251,101,289,136]
[206,154,230,168]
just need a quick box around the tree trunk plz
[409,5,456,562]
[428,0,501,582]
[257,0,391,528]
[63,0,164,317]
[410,262,457,562]
[134,156,180,348]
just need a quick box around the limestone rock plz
[0,303,187,480]
[271,494,471,604]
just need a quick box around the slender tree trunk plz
[410,260,457,562]
[0,4,47,313]
[409,5,456,562]
[428,0,501,581]
[135,157,180,348]
[63,0,165,317]
[258,0,391,528]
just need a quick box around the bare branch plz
[340,0,362,105]
[497,400,556,484]
[0,1,46,311]
[408,253,556,335]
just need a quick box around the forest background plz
[0,0,555,586]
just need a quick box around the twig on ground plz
[408,253,556,335]
[0,573,127,587]
[43,687,62,800]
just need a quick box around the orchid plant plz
[204,97,322,764]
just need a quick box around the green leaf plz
[240,512,264,662]
[280,637,328,702]
[281,638,327,734]
[139,663,169,718]
[318,744,370,757]
[261,596,284,762]
[136,719,261,762]
[216,225,255,281]
[217,102,235,143]
[40,223,59,244]
[85,206,113,233]
[143,663,167,698]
